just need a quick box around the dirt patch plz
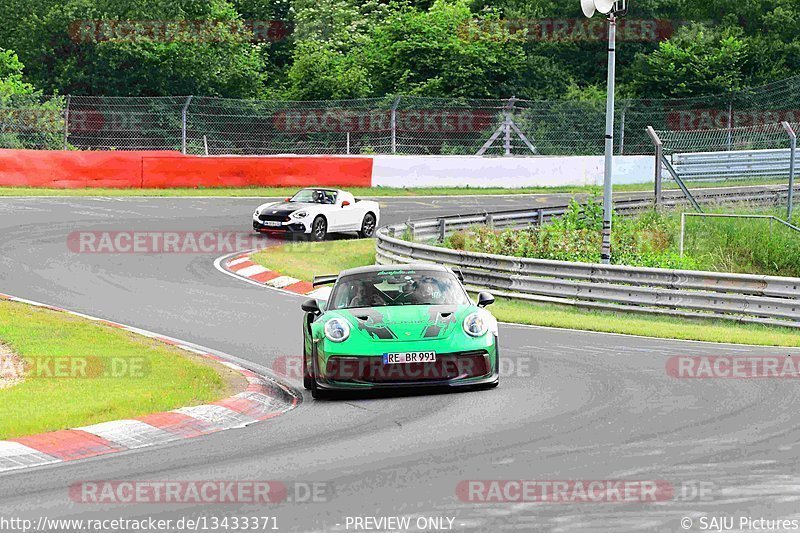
[0,343,24,389]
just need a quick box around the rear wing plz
[313,274,338,287]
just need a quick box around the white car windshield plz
[290,189,337,204]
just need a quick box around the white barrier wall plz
[371,155,654,188]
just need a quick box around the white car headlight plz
[463,313,488,337]
[255,209,260,216]
[324,317,350,342]
[291,210,308,219]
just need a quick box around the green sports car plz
[300,263,499,398]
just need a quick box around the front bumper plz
[312,343,499,391]
[252,218,308,233]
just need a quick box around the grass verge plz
[0,179,788,197]
[251,238,376,281]
[444,200,800,277]
[251,239,800,347]
[0,299,242,439]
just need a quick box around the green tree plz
[630,24,750,98]
[0,48,65,149]
[362,0,526,98]
[9,0,268,97]
[0,49,36,97]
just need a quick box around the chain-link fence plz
[4,74,800,156]
[649,122,798,218]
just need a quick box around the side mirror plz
[284,197,291,202]
[301,298,320,314]
[341,201,351,207]
[477,292,495,308]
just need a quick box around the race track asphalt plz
[0,193,798,533]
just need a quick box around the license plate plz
[383,352,437,364]
[263,221,282,227]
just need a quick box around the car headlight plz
[324,317,350,342]
[291,210,308,219]
[254,209,260,216]
[463,313,488,337]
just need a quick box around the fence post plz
[346,132,351,155]
[618,100,628,155]
[679,212,686,257]
[726,100,733,151]
[646,126,663,207]
[63,95,71,150]
[782,121,796,220]
[390,96,401,154]
[203,135,209,156]
[181,95,193,155]
[504,96,517,156]
[438,218,446,242]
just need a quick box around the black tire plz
[310,216,327,241]
[311,386,328,399]
[358,212,377,238]
[302,344,314,390]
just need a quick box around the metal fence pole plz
[646,126,663,207]
[503,97,516,156]
[618,100,628,155]
[62,95,71,150]
[181,95,193,155]
[390,96,400,154]
[782,122,796,220]
[726,100,733,151]
[679,212,686,257]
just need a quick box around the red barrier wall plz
[141,154,372,188]
[0,149,373,189]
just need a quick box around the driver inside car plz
[348,283,384,308]
[415,276,442,304]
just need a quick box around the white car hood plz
[255,201,316,212]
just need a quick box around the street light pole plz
[581,0,626,264]
[600,14,616,264]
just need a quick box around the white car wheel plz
[311,216,327,241]
[359,213,376,238]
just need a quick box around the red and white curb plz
[0,292,300,474]
[216,251,331,300]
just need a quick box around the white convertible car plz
[253,188,380,241]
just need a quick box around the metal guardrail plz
[375,186,800,328]
[399,185,798,242]
[672,149,794,181]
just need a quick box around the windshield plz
[289,189,337,204]
[328,269,470,310]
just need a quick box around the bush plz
[443,201,799,276]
